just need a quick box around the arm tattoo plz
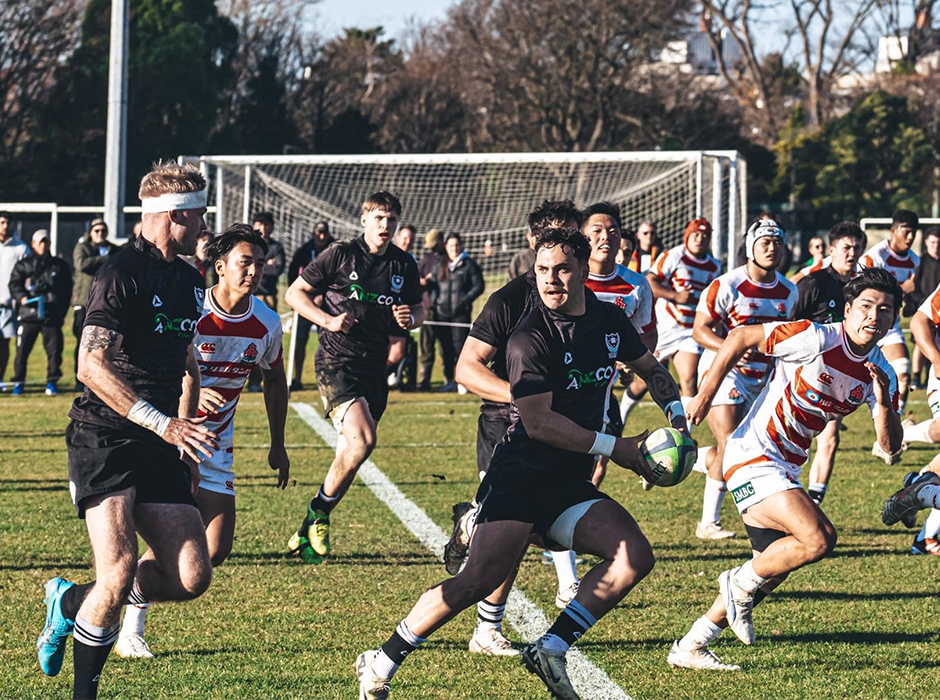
[80,325,119,352]
[644,361,681,410]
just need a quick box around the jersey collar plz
[206,286,254,321]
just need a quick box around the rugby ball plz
[641,428,696,487]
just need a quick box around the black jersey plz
[301,236,422,367]
[494,293,647,480]
[467,268,539,418]
[68,236,205,434]
[794,267,848,324]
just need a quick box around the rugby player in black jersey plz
[793,222,865,504]
[37,162,219,700]
[443,200,583,657]
[284,192,424,563]
[356,228,690,700]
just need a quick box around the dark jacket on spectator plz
[429,252,484,320]
[258,237,285,296]
[72,237,120,306]
[908,253,940,315]
[289,235,335,284]
[9,253,73,325]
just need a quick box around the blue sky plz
[315,0,452,40]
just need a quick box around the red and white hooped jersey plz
[861,240,919,285]
[650,245,720,333]
[723,320,898,482]
[585,264,655,335]
[195,290,283,446]
[697,267,797,382]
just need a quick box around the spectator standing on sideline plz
[287,221,334,391]
[8,230,72,395]
[0,211,30,388]
[72,219,120,391]
[427,232,484,392]
[417,229,445,390]
[910,227,940,389]
[626,221,661,273]
[804,235,825,269]
[388,225,418,389]
[507,229,537,280]
[186,230,217,288]
[250,211,284,391]
[251,211,284,311]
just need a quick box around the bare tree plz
[0,1,82,173]
[699,0,881,139]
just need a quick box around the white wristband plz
[409,312,415,329]
[127,398,171,437]
[589,431,617,458]
[665,400,686,424]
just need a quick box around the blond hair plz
[138,160,207,199]
[361,191,402,217]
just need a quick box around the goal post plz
[188,150,747,385]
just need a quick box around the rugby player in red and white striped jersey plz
[116,224,289,659]
[668,268,902,671]
[690,219,797,542]
[860,210,919,454]
[646,218,720,404]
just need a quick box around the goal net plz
[191,152,747,278]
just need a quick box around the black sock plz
[545,600,596,647]
[72,615,118,700]
[380,621,426,665]
[61,582,95,621]
[309,487,340,516]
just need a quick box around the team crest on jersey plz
[564,352,573,365]
[777,302,787,316]
[847,384,865,405]
[605,333,620,358]
[729,387,740,399]
[350,271,359,281]
[614,296,626,310]
[390,274,404,292]
[194,287,205,309]
[243,343,258,363]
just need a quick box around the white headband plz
[140,190,207,214]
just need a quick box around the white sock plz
[701,477,727,525]
[808,482,828,496]
[620,390,640,424]
[681,395,693,412]
[371,649,399,679]
[476,599,505,633]
[552,550,578,591]
[733,560,767,596]
[915,484,940,510]
[677,615,723,651]
[921,508,940,540]
[121,603,150,638]
[694,445,713,472]
[904,419,936,444]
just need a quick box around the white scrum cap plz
[745,218,786,261]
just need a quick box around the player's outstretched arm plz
[625,352,689,433]
[910,310,940,379]
[868,361,903,456]
[261,363,290,489]
[285,276,355,333]
[686,324,766,425]
[78,325,217,464]
[515,392,656,482]
[454,337,511,404]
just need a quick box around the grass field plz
[3,307,940,699]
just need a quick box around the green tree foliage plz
[775,91,933,224]
[25,0,237,204]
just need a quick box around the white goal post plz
[187,151,747,385]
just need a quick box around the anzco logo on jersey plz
[605,332,620,358]
[348,284,395,306]
[243,343,259,363]
[154,313,196,336]
[566,365,614,390]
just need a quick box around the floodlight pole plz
[103,0,129,240]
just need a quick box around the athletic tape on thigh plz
[547,499,604,550]
[890,357,911,381]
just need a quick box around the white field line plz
[290,402,631,700]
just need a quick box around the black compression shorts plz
[66,421,197,518]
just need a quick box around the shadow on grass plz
[0,484,67,492]
[769,630,940,645]
[773,590,937,601]
[0,561,91,571]
[0,430,65,438]
[226,551,437,566]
